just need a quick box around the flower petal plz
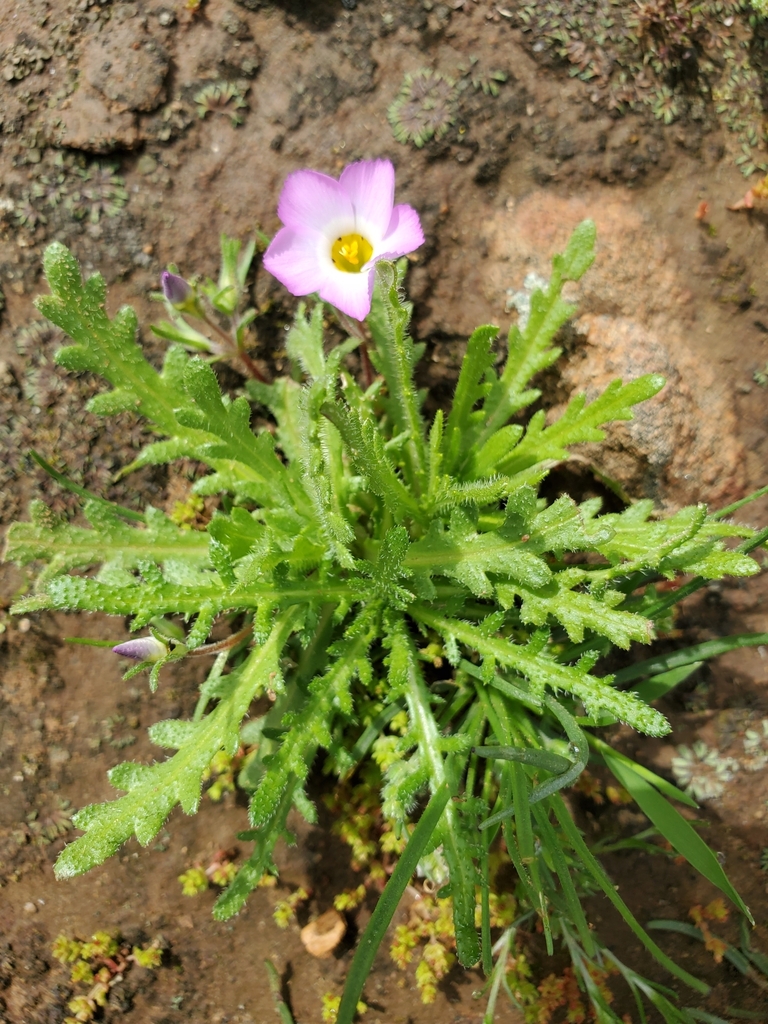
[278,169,354,234]
[319,268,375,321]
[339,159,395,241]
[263,226,330,297]
[378,204,425,261]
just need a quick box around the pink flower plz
[263,158,424,320]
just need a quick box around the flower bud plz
[112,636,168,662]
[161,270,192,308]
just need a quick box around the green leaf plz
[5,501,209,582]
[38,242,191,437]
[473,745,572,774]
[387,615,480,967]
[368,262,427,490]
[613,634,768,686]
[249,629,371,827]
[469,221,597,458]
[180,359,297,509]
[497,575,653,649]
[497,375,666,478]
[54,609,300,879]
[604,752,752,922]
[214,778,300,921]
[554,218,597,281]
[550,793,710,994]
[148,719,201,749]
[442,324,499,475]
[285,301,326,380]
[406,514,551,597]
[28,451,144,522]
[321,399,423,522]
[632,663,703,705]
[414,606,670,736]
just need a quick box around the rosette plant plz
[5,159,767,1023]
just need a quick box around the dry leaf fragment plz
[728,188,754,212]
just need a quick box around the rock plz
[299,909,346,958]
[54,88,139,152]
[472,190,746,511]
[554,314,746,511]
[195,34,262,80]
[82,23,169,113]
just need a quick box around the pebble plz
[23,902,37,914]
[137,153,158,175]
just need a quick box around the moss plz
[508,0,768,175]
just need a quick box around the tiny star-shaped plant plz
[195,81,248,126]
[388,69,458,148]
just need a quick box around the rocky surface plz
[559,314,747,510]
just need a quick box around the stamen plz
[331,232,373,274]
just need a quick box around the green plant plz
[194,81,248,126]
[5,221,766,1023]
[51,930,163,1024]
[388,69,457,147]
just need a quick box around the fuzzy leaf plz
[285,301,326,380]
[4,501,209,582]
[469,222,597,460]
[249,629,372,827]
[38,242,194,437]
[54,610,300,878]
[406,514,551,597]
[413,606,670,736]
[498,375,666,477]
[442,324,499,474]
[497,577,653,649]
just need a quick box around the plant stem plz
[201,309,268,382]
[188,623,253,657]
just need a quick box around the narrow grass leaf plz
[336,783,450,1024]
[605,754,752,922]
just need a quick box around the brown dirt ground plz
[2,2,768,1022]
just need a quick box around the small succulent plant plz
[194,81,249,126]
[69,163,128,224]
[14,192,47,230]
[2,41,52,82]
[32,173,70,209]
[388,69,458,148]
[742,718,768,772]
[651,85,680,125]
[457,55,508,97]
[671,741,740,801]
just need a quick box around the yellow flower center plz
[331,232,373,274]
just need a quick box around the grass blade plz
[632,663,703,705]
[589,733,698,808]
[551,793,710,993]
[605,753,752,922]
[30,449,145,522]
[613,634,768,687]
[264,960,295,1024]
[336,783,450,1024]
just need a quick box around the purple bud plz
[161,270,192,307]
[113,636,168,662]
